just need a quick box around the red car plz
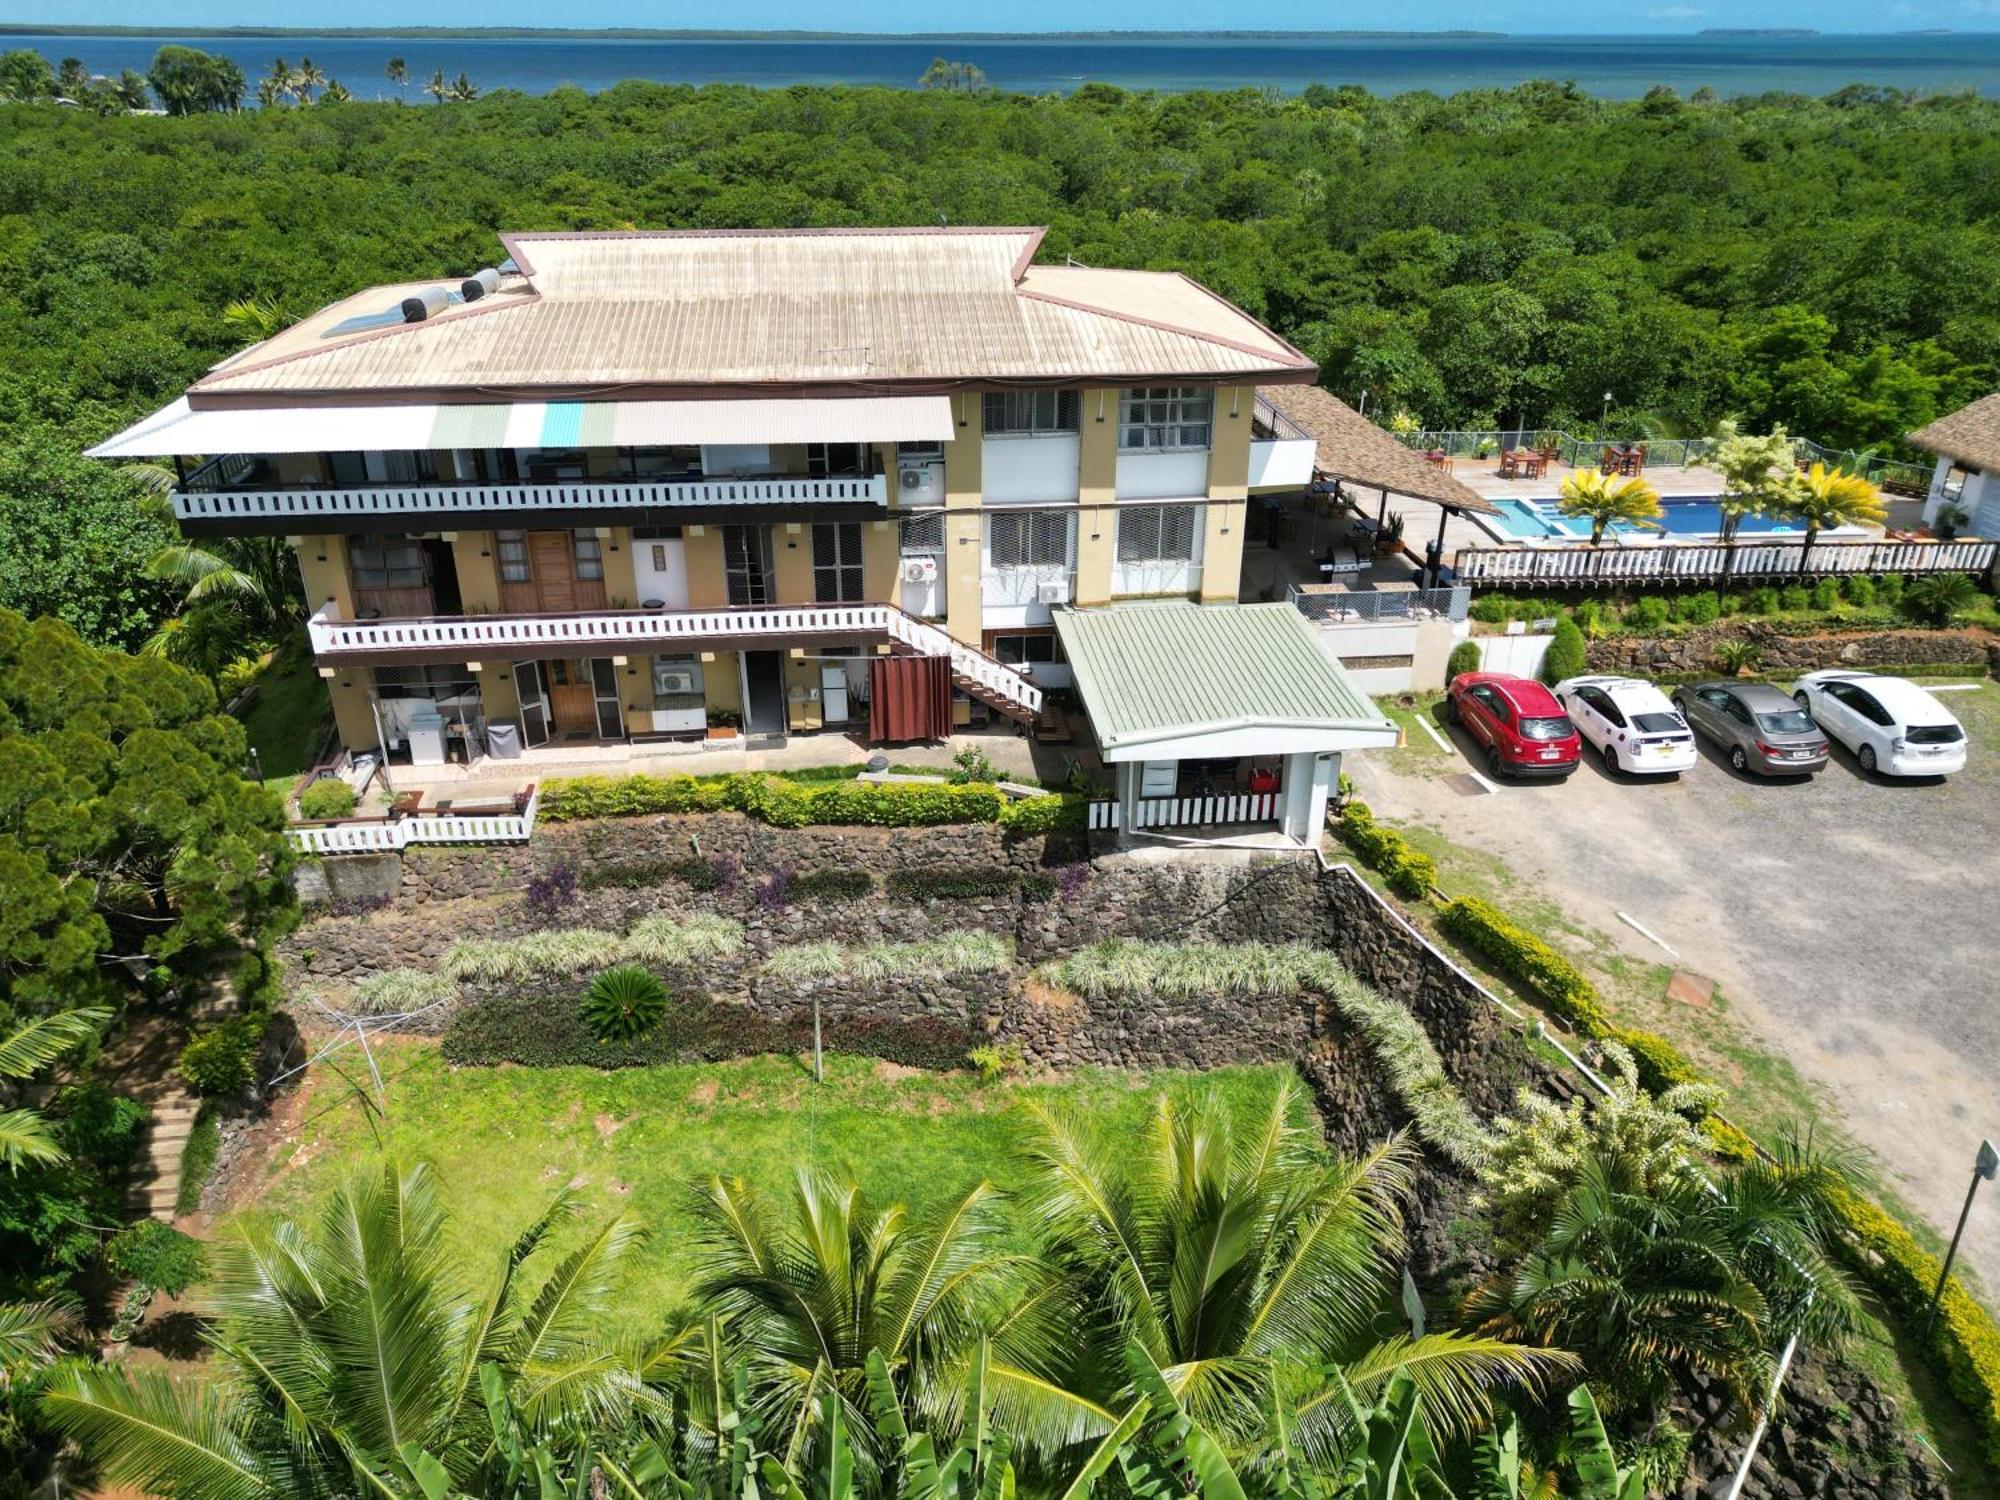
[1446,672,1582,780]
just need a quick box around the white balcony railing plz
[1454,536,1997,586]
[1087,792,1279,832]
[306,603,1044,718]
[289,784,540,854]
[173,473,887,524]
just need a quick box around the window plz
[651,655,705,702]
[327,452,369,486]
[496,531,530,584]
[813,523,865,603]
[1119,387,1213,451]
[1116,504,1200,564]
[375,664,477,704]
[381,451,438,484]
[572,533,604,582]
[723,526,772,606]
[897,440,943,458]
[983,390,1079,437]
[988,510,1070,568]
[899,513,945,553]
[807,443,868,478]
[1578,687,1624,727]
[992,634,1060,666]
[350,535,424,590]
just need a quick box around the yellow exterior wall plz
[296,536,356,618]
[1201,385,1253,604]
[772,522,813,602]
[478,663,522,726]
[1074,387,1119,609]
[943,394,984,644]
[450,532,501,612]
[704,650,743,713]
[683,526,729,610]
[613,655,649,722]
[324,670,377,750]
[601,526,638,608]
[1200,501,1246,605]
[863,519,899,603]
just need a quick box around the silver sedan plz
[1672,680,1831,777]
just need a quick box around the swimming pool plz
[1485,496,1814,542]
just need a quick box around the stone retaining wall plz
[1586,623,1991,678]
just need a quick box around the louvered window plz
[813,522,865,603]
[983,390,1080,436]
[1116,504,1201,563]
[988,510,1071,568]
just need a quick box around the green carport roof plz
[1052,601,1396,758]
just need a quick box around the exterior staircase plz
[880,605,1046,727]
[133,1090,201,1221]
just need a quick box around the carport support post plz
[1115,760,1140,834]
[1429,507,1450,587]
[1278,751,1335,842]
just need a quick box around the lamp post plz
[1927,1138,2000,1335]
[1601,391,1613,434]
[1357,388,1368,419]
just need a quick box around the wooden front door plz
[546,659,598,736]
[499,531,608,614]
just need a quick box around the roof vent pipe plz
[400,286,451,322]
[460,267,501,302]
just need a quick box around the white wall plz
[982,436,1081,503]
[1475,633,1554,678]
[1248,436,1316,490]
[1115,450,1209,500]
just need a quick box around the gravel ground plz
[1354,680,2000,1289]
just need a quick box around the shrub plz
[440,927,625,983]
[178,1018,260,1097]
[948,744,999,784]
[1610,1025,1703,1094]
[350,967,456,1015]
[297,778,357,821]
[1712,639,1762,676]
[442,989,977,1071]
[620,914,744,967]
[174,1103,220,1216]
[581,856,728,891]
[1436,897,1608,1035]
[1876,572,1905,607]
[1809,576,1843,612]
[1842,575,1877,607]
[1019,871,1057,901]
[1446,640,1482,682]
[525,860,578,916]
[999,792,1088,836]
[104,1219,206,1297]
[1539,616,1587,685]
[1316,963,1493,1169]
[1469,595,1516,624]
[787,869,874,901]
[1901,573,1979,627]
[967,1041,1025,1082]
[581,966,669,1041]
[1779,584,1811,611]
[1337,801,1437,902]
[1744,586,1780,615]
[1622,596,1670,631]
[1673,590,1722,625]
[887,866,1020,901]
[1571,599,1608,639]
[540,771,1014,829]
[760,942,846,982]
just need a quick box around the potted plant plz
[1535,429,1564,461]
[1374,512,1408,556]
[705,708,741,742]
[1935,503,1970,541]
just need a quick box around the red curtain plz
[869,656,953,743]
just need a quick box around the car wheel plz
[1793,690,1811,709]
[1601,743,1620,777]
[1729,745,1749,774]
[1445,696,1461,726]
[1485,748,1504,780]
[1858,743,1877,774]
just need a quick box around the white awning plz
[85,395,956,459]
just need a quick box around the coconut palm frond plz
[43,1363,272,1500]
[0,1008,110,1080]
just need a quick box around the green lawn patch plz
[233,640,329,795]
[237,1043,1302,1328]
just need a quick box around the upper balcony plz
[169,453,889,534]
[1248,397,1318,490]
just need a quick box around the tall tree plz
[292,56,325,104]
[1778,461,1886,573]
[0,49,53,100]
[1709,422,1798,576]
[54,57,89,99]
[425,66,448,104]
[145,46,243,114]
[385,55,408,99]
[260,56,294,107]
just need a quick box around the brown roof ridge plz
[190,287,539,393]
[1016,277,1316,373]
[496,225,1050,281]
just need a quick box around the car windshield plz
[1906,723,1965,745]
[1630,712,1684,734]
[1519,715,1573,742]
[1756,708,1816,735]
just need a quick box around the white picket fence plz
[288,785,540,854]
[1087,792,1279,831]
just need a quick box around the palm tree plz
[449,71,480,102]
[1779,461,1886,574]
[44,1160,671,1497]
[1709,422,1796,580]
[689,1168,1023,1465]
[425,66,449,104]
[1,1009,111,1168]
[143,531,304,649]
[996,1085,1570,1466]
[1555,468,1664,546]
[1464,1144,1857,1420]
[385,55,408,100]
[291,55,324,103]
[260,56,293,106]
[319,79,351,104]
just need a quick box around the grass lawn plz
[232,1041,1304,1329]
[234,639,331,797]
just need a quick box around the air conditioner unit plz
[654,668,698,694]
[901,556,939,583]
[898,462,943,502]
[1035,580,1069,605]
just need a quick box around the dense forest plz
[3,70,2000,650]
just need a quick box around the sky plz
[8,1,1989,34]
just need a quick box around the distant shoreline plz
[0,24,1512,42]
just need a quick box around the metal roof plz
[1053,601,1396,758]
[186,228,1315,403]
[86,394,954,459]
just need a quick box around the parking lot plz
[1353,680,2000,1287]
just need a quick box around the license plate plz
[1651,745,1676,757]
[1539,749,1562,760]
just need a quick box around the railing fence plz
[1456,537,1996,587]
[1087,791,1280,832]
[1288,583,1470,623]
[288,784,541,854]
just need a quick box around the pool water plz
[1490,496,1808,541]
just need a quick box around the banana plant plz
[1563,1387,1645,1500]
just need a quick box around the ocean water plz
[13,31,2000,101]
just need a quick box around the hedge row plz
[440,989,977,1072]
[539,771,1086,833]
[887,865,1027,901]
[1337,801,1438,901]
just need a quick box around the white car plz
[1552,675,1699,777]
[1790,670,1967,777]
